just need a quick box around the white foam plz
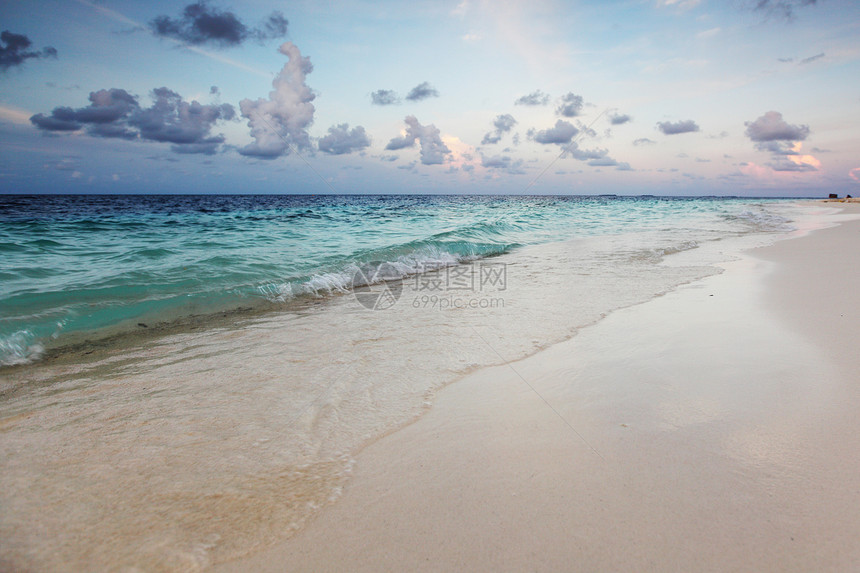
[0,330,43,366]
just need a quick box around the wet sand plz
[218,204,860,571]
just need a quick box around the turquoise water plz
[0,194,795,365]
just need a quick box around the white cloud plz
[386,116,451,165]
[239,42,316,158]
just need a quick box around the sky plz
[0,0,858,196]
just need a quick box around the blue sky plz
[1,0,858,195]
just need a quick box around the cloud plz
[633,137,656,146]
[556,92,584,117]
[697,27,721,39]
[752,0,818,20]
[385,115,451,165]
[257,12,289,41]
[533,120,578,145]
[370,89,399,105]
[565,144,608,161]
[30,88,140,134]
[150,2,288,47]
[657,120,700,135]
[768,159,817,172]
[481,114,517,145]
[239,42,315,158]
[799,52,825,64]
[753,140,797,155]
[587,157,620,167]
[514,90,550,106]
[405,82,439,102]
[30,87,235,153]
[744,111,809,144]
[44,158,78,171]
[318,123,371,155]
[658,0,702,9]
[743,112,818,173]
[0,30,57,72]
[481,154,525,174]
[128,87,235,153]
[481,154,511,169]
[609,113,632,125]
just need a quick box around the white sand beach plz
[218,204,860,572]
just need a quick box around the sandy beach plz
[217,203,860,572]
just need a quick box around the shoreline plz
[218,203,860,571]
[1,200,854,571]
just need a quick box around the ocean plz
[0,194,816,570]
[0,194,797,366]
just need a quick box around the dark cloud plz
[31,88,139,133]
[129,87,235,152]
[385,115,450,165]
[30,110,83,132]
[150,2,288,47]
[744,111,809,142]
[405,82,439,102]
[30,87,234,154]
[752,0,818,20]
[565,144,608,161]
[799,52,825,64]
[239,42,315,158]
[514,90,550,106]
[0,30,57,72]
[318,123,371,155]
[657,120,700,135]
[609,113,632,125]
[754,140,797,155]
[481,114,517,145]
[556,92,584,117]
[482,155,510,168]
[256,12,289,41]
[481,154,525,174]
[370,89,399,105]
[633,138,656,146]
[533,120,578,145]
